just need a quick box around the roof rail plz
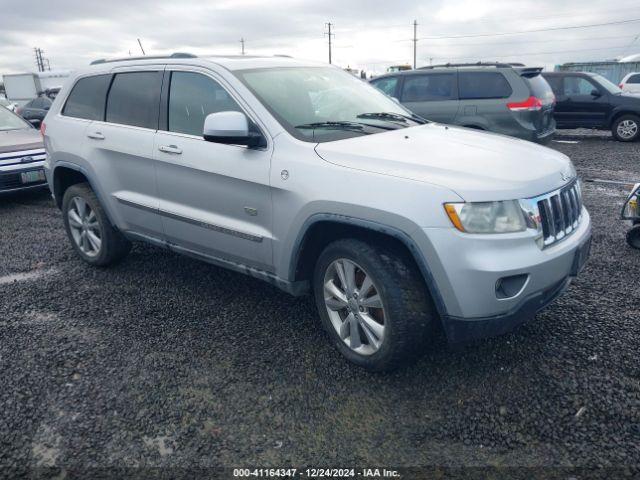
[419,62,524,69]
[90,52,197,65]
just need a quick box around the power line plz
[419,33,639,48]
[425,44,632,63]
[137,38,146,55]
[416,18,640,40]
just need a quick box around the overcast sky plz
[1,0,639,75]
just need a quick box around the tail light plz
[619,83,624,88]
[40,121,46,137]
[507,96,543,111]
[15,107,22,115]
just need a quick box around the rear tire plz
[62,183,131,266]
[627,225,640,249]
[612,114,640,142]
[313,238,437,371]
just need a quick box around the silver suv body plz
[43,55,591,370]
[371,63,556,143]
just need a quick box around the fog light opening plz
[495,274,529,300]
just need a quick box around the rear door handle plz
[87,132,105,140]
[158,145,182,155]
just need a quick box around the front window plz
[0,105,30,131]
[235,67,423,143]
[590,74,622,94]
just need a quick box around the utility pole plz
[240,38,245,55]
[34,47,45,72]
[325,22,334,64]
[412,20,418,69]
[137,38,146,55]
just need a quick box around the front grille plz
[0,169,46,191]
[537,180,583,247]
[0,148,46,167]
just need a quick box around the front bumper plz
[0,162,47,193]
[415,208,591,343]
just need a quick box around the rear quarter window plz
[106,72,163,129]
[458,72,512,100]
[524,75,555,104]
[62,75,112,121]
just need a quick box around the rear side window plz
[62,75,111,120]
[563,76,596,96]
[627,74,640,84]
[458,72,512,100]
[371,77,399,97]
[401,74,455,102]
[524,75,555,104]
[168,72,241,136]
[106,72,163,129]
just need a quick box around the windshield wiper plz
[295,121,396,131]
[357,112,428,125]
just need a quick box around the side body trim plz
[115,197,264,243]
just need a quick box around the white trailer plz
[3,73,39,105]
[2,70,70,106]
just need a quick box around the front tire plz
[313,238,437,371]
[612,114,640,142]
[627,225,640,249]
[62,183,131,266]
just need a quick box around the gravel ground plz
[1,129,639,476]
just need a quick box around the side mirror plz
[590,89,601,97]
[203,111,264,148]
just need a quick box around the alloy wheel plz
[617,119,638,140]
[67,196,102,257]
[323,258,386,356]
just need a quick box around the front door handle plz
[87,132,105,140]
[158,145,182,155]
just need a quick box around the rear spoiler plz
[516,67,544,78]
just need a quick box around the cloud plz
[1,0,639,76]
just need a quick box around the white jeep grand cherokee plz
[43,54,591,370]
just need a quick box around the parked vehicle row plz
[42,54,591,370]
[370,62,556,143]
[542,71,640,142]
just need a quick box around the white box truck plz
[3,70,70,106]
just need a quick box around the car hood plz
[0,128,43,154]
[314,123,575,201]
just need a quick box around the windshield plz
[591,74,622,94]
[0,105,30,131]
[235,66,422,142]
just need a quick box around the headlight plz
[444,200,528,234]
